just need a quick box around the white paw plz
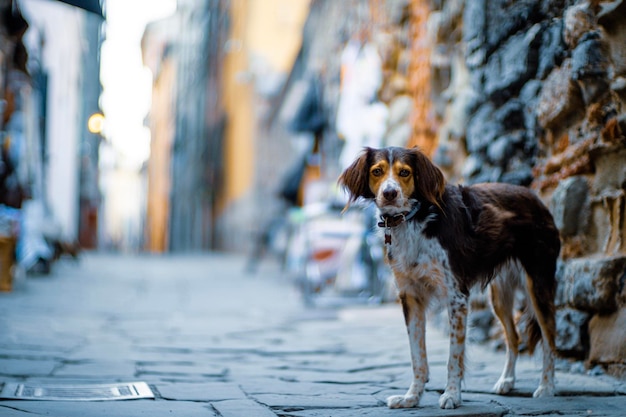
[493,377,515,394]
[438,390,461,409]
[533,384,555,398]
[387,394,420,409]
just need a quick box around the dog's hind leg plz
[518,215,559,398]
[387,294,428,409]
[489,264,521,395]
[525,271,557,398]
[439,289,467,409]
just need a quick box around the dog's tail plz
[519,303,542,355]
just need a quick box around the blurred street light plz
[87,112,105,134]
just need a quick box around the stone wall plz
[431,0,626,378]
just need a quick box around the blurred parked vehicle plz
[284,201,396,306]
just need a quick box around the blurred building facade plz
[141,16,176,253]
[142,0,309,252]
[0,0,102,278]
[20,0,103,248]
[142,0,229,252]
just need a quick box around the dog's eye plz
[399,169,411,177]
[371,167,383,176]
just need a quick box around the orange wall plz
[220,0,310,213]
[221,0,253,214]
[145,58,175,252]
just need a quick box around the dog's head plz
[338,147,445,215]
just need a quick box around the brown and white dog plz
[339,146,560,409]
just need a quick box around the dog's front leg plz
[387,294,428,409]
[439,290,468,409]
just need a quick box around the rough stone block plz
[484,23,542,102]
[462,154,484,178]
[463,0,487,68]
[466,102,499,153]
[550,176,590,237]
[385,0,410,26]
[537,59,585,130]
[494,99,525,130]
[559,256,626,314]
[487,136,515,166]
[485,0,543,51]
[471,165,503,184]
[555,308,589,357]
[469,66,486,93]
[571,32,611,104]
[386,95,412,128]
[598,0,626,76]
[592,147,626,193]
[589,200,614,254]
[563,2,598,48]
[520,79,543,104]
[500,159,533,186]
[385,122,411,148]
[468,309,494,344]
[520,79,543,136]
[555,259,567,307]
[571,32,610,80]
[589,307,626,367]
[537,18,566,79]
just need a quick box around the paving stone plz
[136,362,229,378]
[263,367,396,385]
[156,382,247,401]
[0,405,30,416]
[0,400,218,417]
[484,393,626,416]
[240,378,378,396]
[0,358,58,377]
[53,360,136,378]
[212,399,278,417]
[0,342,76,357]
[553,372,623,396]
[66,342,140,362]
[254,392,382,409]
[0,334,83,353]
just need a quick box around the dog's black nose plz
[383,188,398,201]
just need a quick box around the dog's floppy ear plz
[338,148,375,205]
[409,147,445,209]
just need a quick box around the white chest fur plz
[383,221,452,304]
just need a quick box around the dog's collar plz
[378,202,421,244]
[377,202,421,229]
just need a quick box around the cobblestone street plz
[0,253,624,416]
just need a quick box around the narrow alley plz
[0,254,624,416]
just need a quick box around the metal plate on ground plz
[0,381,154,401]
